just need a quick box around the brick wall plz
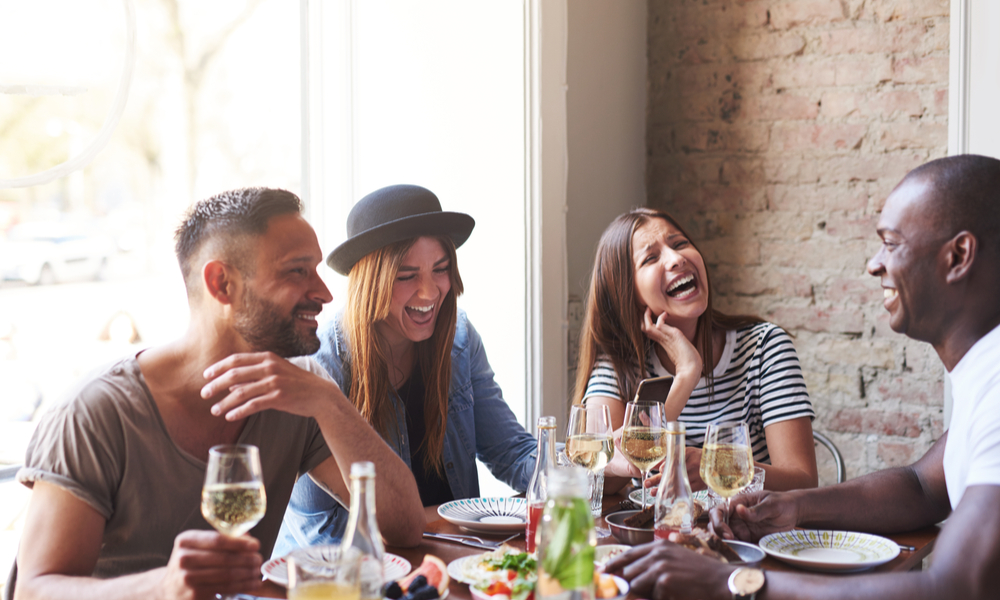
[646,0,949,484]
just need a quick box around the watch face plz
[733,568,765,594]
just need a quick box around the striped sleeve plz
[755,324,814,428]
[582,356,624,402]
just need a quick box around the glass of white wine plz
[565,403,614,535]
[699,421,753,525]
[201,444,267,537]
[288,547,361,600]
[620,400,668,511]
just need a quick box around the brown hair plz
[572,207,763,405]
[343,236,463,476]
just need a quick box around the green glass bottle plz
[536,467,595,600]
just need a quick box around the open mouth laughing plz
[666,274,697,299]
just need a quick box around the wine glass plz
[620,400,668,511]
[201,444,267,537]
[287,546,361,600]
[565,403,614,536]
[699,421,753,525]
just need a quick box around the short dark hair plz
[904,154,1000,255]
[174,187,303,295]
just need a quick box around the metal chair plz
[813,430,846,484]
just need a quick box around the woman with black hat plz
[274,184,537,552]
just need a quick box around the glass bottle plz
[525,416,557,553]
[536,467,595,600]
[653,421,695,539]
[340,461,384,600]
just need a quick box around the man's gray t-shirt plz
[17,354,332,578]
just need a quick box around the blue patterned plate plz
[758,530,899,573]
[437,497,527,533]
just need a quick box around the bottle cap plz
[350,461,375,478]
[537,416,556,429]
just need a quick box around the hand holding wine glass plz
[620,400,668,510]
[699,421,753,525]
[201,444,267,537]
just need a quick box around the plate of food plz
[437,497,527,534]
[262,548,411,586]
[758,530,900,573]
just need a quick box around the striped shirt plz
[583,322,814,464]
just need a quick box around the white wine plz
[700,443,753,498]
[621,427,668,472]
[201,482,266,536]
[566,433,614,472]
[289,582,361,600]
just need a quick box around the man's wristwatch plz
[728,567,765,599]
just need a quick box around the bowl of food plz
[605,511,654,546]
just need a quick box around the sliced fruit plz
[399,554,450,594]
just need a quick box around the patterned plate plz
[437,497,527,533]
[758,530,900,573]
[262,548,411,586]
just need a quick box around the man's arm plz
[15,482,262,600]
[202,352,425,547]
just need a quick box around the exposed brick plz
[768,183,869,212]
[931,88,948,116]
[699,185,768,213]
[742,94,819,121]
[816,22,931,55]
[770,0,847,30]
[872,376,944,406]
[728,33,806,61]
[820,89,924,119]
[714,265,814,298]
[834,56,894,85]
[825,213,879,240]
[672,123,771,154]
[821,277,883,305]
[893,55,949,84]
[700,237,762,266]
[767,305,865,334]
[870,0,949,21]
[830,408,922,437]
[876,441,919,467]
[771,123,868,153]
[815,340,896,369]
[875,121,948,151]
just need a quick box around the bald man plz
[606,155,1000,600]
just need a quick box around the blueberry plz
[383,581,403,599]
[409,575,428,590]
[408,585,440,600]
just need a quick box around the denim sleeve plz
[466,320,538,491]
[273,475,350,558]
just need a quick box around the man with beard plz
[10,188,424,600]
[606,155,1000,600]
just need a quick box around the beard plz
[234,287,322,357]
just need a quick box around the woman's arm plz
[758,416,818,490]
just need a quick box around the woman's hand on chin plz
[641,308,702,378]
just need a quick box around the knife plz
[422,532,501,551]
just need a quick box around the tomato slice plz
[486,581,512,596]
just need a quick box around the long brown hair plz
[344,236,464,476]
[572,207,763,405]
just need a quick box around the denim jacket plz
[274,309,537,556]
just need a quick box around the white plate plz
[758,530,900,573]
[262,548,411,586]
[628,488,716,510]
[447,555,481,585]
[437,497,527,533]
[594,544,630,568]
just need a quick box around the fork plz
[423,531,520,550]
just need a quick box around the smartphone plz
[633,375,674,403]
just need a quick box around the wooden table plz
[254,497,939,599]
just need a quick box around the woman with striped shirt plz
[576,207,818,493]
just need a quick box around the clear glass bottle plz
[340,461,384,600]
[525,416,557,553]
[536,467,595,600]
[653,421,695,539]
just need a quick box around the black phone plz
[633,375,674,403]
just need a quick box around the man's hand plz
[202,352,344,421]
[160,531,262,600]
[710,490,800,542]
[604,539,733,600]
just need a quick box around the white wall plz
[566,0,648,299]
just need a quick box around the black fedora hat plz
[327,184,475,275]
